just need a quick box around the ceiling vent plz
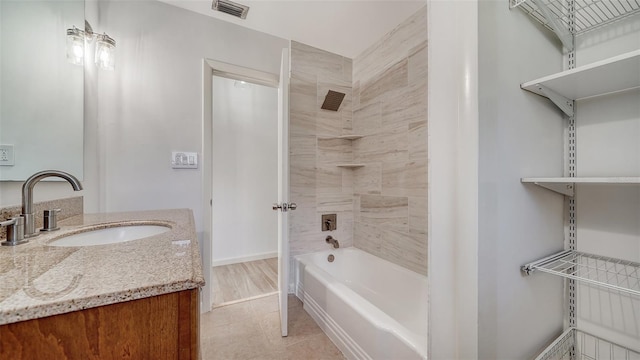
[212,0,250,19]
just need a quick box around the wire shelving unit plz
[522,250,640,296]
[510,0,640,49]
[511,0,640,34]
[535,328,640,360]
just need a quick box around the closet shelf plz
[534,327,640,360]
[336,164,365,168]
[521,177,640,196]
[522,250,640,297]
[511,0,640,49]
[318,135,364,140]
[521,50,640,113]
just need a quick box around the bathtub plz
[294,247,428,360]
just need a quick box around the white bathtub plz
[294,247,428,360]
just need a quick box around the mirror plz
[0,0,84,181]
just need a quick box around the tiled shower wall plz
[352,6,428,275]
[289,41,354,259]
[289,6,428,275]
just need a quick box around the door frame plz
[201,59,279,313]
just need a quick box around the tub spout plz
[326,235,339,249]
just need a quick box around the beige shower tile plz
[290,73,317,109]
[409,196,428,235]
[381,160,427,197]
[354,6,427,84]
[290,204,319,238]
[359,59,408,105]
[408,41,428,85]
[290,111,317,137]
[340,92,353,132]
[352,80,361,108]
[290,235,333,256]
[290,155,316,195]
[354,125,408,163]
[291,41,344,79]
[290,135,316,156]
[354,162,382,195]
[408,121,427,160]
[379,229,427,275]
[381,81,427,128]
[316,163,342,194]
[353,101,382,135]
[360,194,409,232]
[317,138,352,163]
[353,221,382,254]
[289,194,315,211]
[290,74,317,136]
[342,168,355,194]
[317,193,353,212]
[343,57,353,83]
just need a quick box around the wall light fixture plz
[66,20,116,70]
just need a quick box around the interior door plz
[277,48,290,337]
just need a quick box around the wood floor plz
[212,257,278,307]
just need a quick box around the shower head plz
[321,90,346,111]
[212,0,250,19]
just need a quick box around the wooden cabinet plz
[0,289,199,360]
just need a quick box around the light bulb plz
[95,33,116,71]
[66,27,84,66]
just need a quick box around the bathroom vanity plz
[0,209,204,359]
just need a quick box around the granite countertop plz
[0,209,205,325]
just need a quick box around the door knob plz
[288,203,297,211]
[272,203,282,211]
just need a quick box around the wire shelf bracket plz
[522,250,640,297]
[532,0,574,49]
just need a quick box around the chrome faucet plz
[21,170,83,238]
[326,235,339,249]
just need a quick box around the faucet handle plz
[1,216,27,246]
[41,209,61,232]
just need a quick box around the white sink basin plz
[49,224,171,247]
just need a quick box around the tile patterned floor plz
[212,258,278,307]
[200,294,346,360]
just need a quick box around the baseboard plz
[212,251,277,267]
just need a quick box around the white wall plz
[477,0,567,358]
[427,0,478,358]
[212,77,278,263]
[89,0,288,233]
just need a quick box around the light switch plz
[0,145,15,166]
[172,151,198,169]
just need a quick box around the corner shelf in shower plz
[534,327,640,360]
[336,164,365,168]
[521,177,640,196]
[522,250,640,297]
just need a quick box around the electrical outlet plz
[0,145,15,166]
